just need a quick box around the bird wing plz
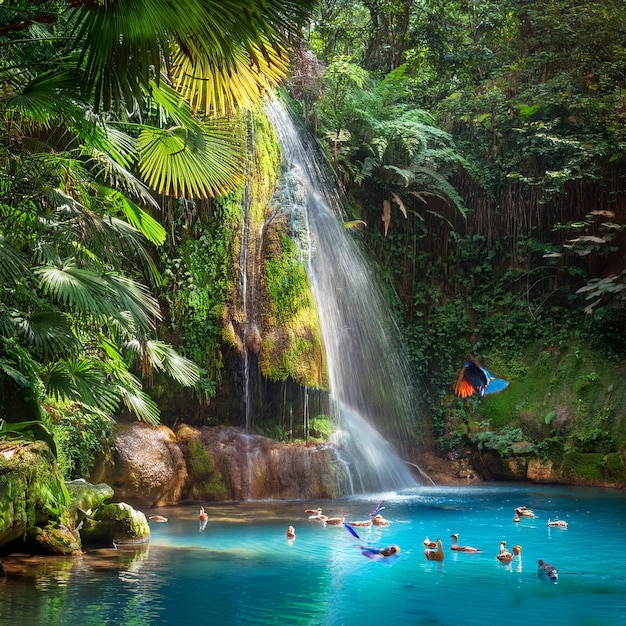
[453,360,487,397]
[453,359,509,397]
[483,371,510,395]
[343,523,360,540]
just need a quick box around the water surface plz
[1,484,624,626]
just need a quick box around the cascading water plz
[265,97,432,492]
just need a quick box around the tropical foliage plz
[0,0,316,453]
[287,0,626,461]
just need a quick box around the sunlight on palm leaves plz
[42,358,121,415]
[137,80,246,198]
[92,184,165,246]
[68,0,315,112]
[138,122,245,198]
[172,40,288,116]
[125,338,200,387]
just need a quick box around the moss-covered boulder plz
[28,522,82,555]
[0,440,66,549]
[80,502,150,547]
[66,479,114,514]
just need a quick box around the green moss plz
[466,339,626,457]
[0,440,68,548]
[260,226,326,388]
[265,235,310,323]
[185,439,227,501]
[187,438,214,475]
[560,451,624,484]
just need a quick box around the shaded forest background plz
[285,0,626,481]
[1,0,625,486]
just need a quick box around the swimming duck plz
[424,538,444,561]
[547,518,568,528]
[199,506,209,532]
[325,517,345,526]
[514,506,535,518]
[450,533,481,552]
[423,537,437,548]
[537,559,558,581]
[148,515,168,523]
[305,508,323,516]
[347,520,372,527]
[372,514,390,526]
[496,542,521,563]
[286,525,296,539]
[308,508,326,521]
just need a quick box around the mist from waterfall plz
[265,98,431,492]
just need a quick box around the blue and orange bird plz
[452,357,509,398]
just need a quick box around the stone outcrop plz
[80,502,150,547]
[90,422,188,508]
[0,441,149,554]
[89,423,351,508]
[0,440,64,548]
[182,426,350,501]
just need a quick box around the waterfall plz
[265,97,431,492]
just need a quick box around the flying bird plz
[452,357,509,398]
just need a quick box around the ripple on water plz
[0,485,624,626]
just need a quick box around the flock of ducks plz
[422,505,563,581]
[300,507,392,529]
[149,501,564,581]
[285,502,563,580]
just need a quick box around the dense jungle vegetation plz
[1,0,625,488]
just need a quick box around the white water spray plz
[265,98,431,492]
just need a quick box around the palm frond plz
[12,310,78,360]
[42,358,121,414]
[105,357,161,424]
[0,234,29,287]
[101,272,162,331]
[126,338,200,386]
[35,262,113,316]
[92,184,166,245]
[119,386,160,425]
[137,120,245,199]
[5,69,82,127]
[171,39,288,116]
[68,0,315,112]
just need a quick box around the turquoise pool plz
[1,484,624,625]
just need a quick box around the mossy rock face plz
[28,523,82,555]
[66,479,114,513]
[80,502,150,547]
[474,450,528,481]
[558,451,625,487]
[0,440,64,548]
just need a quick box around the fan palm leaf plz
[67,0,315,112]
[171,39,288,116]
[92,184,165,246]
[137,121,245,198]
[135,80,246,198]
[125,338,199,386]
[11,310,78,361]
[0,234,29,287]
[102,271,162,330]
[42,358,121,414]
[103,356,160,424]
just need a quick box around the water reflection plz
[1,486,625,626]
